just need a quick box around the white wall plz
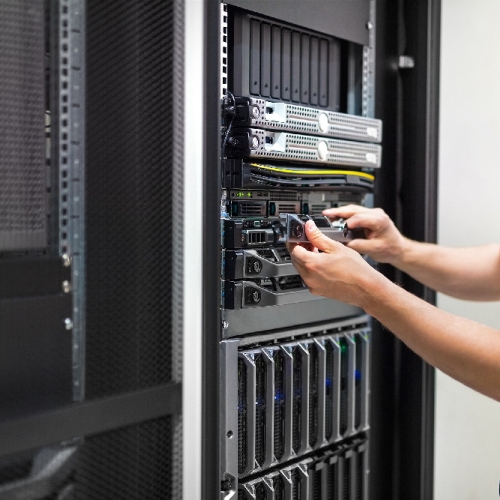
[435,1,500,498]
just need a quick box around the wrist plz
[390,237,418,268]
[357,268,397,314]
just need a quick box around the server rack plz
[0,1,439,499]
[207,1,440,499]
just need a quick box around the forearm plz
[362,276,500,401]
[393,239,500,301]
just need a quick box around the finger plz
[322,204,370,219]
[290,243,313,265]
[304,220,342,253]
[346,238,379,255]
[343,212,385,232]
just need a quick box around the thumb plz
[305,220,340,253]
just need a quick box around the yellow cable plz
[249,163,375,181]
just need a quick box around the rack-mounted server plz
[224,97,382,142]
[237,438,369,500]
[220,317,370,482]
[225,128,382,168]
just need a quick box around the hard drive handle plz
[0,445,78,500]
[284,214,365,244]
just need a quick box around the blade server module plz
[220,3,379,498]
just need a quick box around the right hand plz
[322,205,409,265]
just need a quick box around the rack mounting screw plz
[62,253,72,267]
[222,321,229,329]
[62,280,71,293]
[251,136,260,149]
[252,106,260,118]
[65,318,73,330]
[366,21,374,30]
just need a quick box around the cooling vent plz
[239,202,267,216]
[274,202,301,214]
[234,325,369,478]
[269,191,300,201]
[238,357,248,475]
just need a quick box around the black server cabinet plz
[0,1,183,499]
[0,1,439,499]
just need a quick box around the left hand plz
[288,220,385,308]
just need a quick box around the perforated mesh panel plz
[85,0,174,398]
[274,351,285,461]
[312,468,322,500]
[238,358,248,474]
[74,416,172,499]
[355,448,363,500]
[255,482,267,500]
[309,344,319,447]
[340,338,349,435]
[328,461,338,500]
[274,475,284,500]
[0,0,47,251]
[325,342,334,441]
[355,336,362,430]
[291,469,301,500]
[255,354,267,466]
[292,348,302,453]
[342,456,351,500]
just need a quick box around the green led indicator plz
[247,192,252,197]
[340,340,347,353]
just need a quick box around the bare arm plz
[324,205,500,301]
[290,221,500,401]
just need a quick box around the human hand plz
[322,205,409,265]
[289,220,386,308]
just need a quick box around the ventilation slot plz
[312,468,322,500]
[239,202,267,216]
[355,335,363,430]
[328,461,339,500]
[274,351,286,461]
[310,203,330,215]
[255,482,267,500]
[269,191,300,201]
[274,475,285,500]
[238,358,248,475]
[325,342,334,441]
[248,231,266,245]
[292,348,302,454]
[274,202,301,214]
[339,337,349,436]
[309,344,319,447]
[355,448,364,500]
[255,354,267,467]
[291,468,301,500]
[342,455,351,500]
